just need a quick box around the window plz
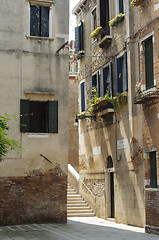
[20,100,58,133]
[150,151,157,188]
[101,62,113,98]
[91,7,97,32]
[30,4,50,37]
[100,0,110,36]
[145,37,154,90]
[115,52,128,94]
[115,0,124,15]
[80,81,85,112]
[90,72,100,97]
[75,21,84,53]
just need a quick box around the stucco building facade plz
[73,0,159,233]
[0,0,69,225]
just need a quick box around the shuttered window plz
[145,37,154,90]
[20,100,58,133]
[90,72,100,97]
[115,52,128,94]
[75,21,84,53]
[101,63,114,98]
[100,0,110,36]
[81,82,85,112]
[150,151,157,188]
[30,5,49,37]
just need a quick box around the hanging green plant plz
[109,13,125,28]
[88,88,127,113]
[90,26,102,39]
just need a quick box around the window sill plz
[28,133,50,138]
[26,35,54,41]
[145,188,158,191]
[97,35,112,48]
[134,87,159,104]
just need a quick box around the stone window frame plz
[144,148,158,191]
[115,0,124,16]
[91,5,97,43]
[140,31,156,92]
[27,0,53,40]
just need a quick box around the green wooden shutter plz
[103,67,108,96]
[75,26,80,53]
[90,76,93,98]
[20,99,30,132]
[145,37,154,90]
[80,21,84,51]
[123,51,128,92]
[81,82,85,112]
[48,101,58,133]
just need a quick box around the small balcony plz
[134,89,159,104]
[97,26,112,48]
[92,99,114,113]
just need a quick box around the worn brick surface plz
[0,166,67,226]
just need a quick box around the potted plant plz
[90,26,102,39]
[130,0,145,7]
[70,50,84,62]
[109,13,125,28]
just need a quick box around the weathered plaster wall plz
[0,0,69,224]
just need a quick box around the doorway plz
[110,172,115,218]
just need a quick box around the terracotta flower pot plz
[135,0,145,6]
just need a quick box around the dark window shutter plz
[150,151,157,188]
[97,71,100,97]
[101,68,104,97]
[90,76,93,97]
[123,51,128,92]
[48,101,58,133]
[30,5,40,36]
[80,21,84,51]
[119,0,124,14]
[103,67,108,96]
[81,82,85,112]
[145,37,154,90]
[115,57,123,94]
[20,99,30,132]
[41,6,49,37]
[75,26,80,53]
[109,62,114,98]
[92,75,97,88]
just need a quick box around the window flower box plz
[92,99,113,113]
[90,26,102,39]
[109,13,125,28]
[130,0,145,7]
[70,50,84,62]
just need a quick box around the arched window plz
[107,155,113,168]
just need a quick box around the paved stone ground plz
[0,217,158,240]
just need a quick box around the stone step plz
[68,209,93,214]
[67,214,95,217]
[67,183,95,218]
[67,206,90,210]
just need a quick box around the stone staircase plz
[67,183,95,217]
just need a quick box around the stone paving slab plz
[0,217,158,240]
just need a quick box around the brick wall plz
[0,166,67,225]
[145,190,159,234]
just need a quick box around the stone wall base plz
[145,225,159,235]
[0,165,67,225]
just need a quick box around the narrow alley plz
[0,217,158,240]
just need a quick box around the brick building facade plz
[73,0,159,233]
